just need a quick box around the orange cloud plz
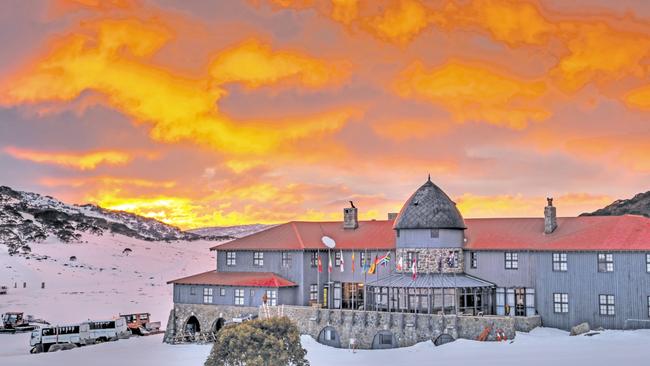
[456,193,613,218]
[362,0,429,44]
[623,84,650,110]
[553,23,650,92]
[394,61,549,129]
[566,135,650,173]
[209,39,348,88]
[331,0,358,25]
[3,146,131,170]
[0,19,357,156]
[372,119,450,141]
[39,176,176,189]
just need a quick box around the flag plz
[411,257,417,280]
[339,250,345,272]
[328,251,332,273]
[396,256,403,271]
[317,255,322,273]
[351,251,355,273]
[378,251,391,266]
[368,254,378,274]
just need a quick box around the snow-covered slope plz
[187,224,272,238]
[0,186,240,252]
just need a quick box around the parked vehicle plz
[84,318,130,343]
[1,312,37,333]
[30,324,84,353]
[120,313,161,335]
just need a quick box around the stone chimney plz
[387,212,398,220]
[544,197,557,234]
[343,201,358,230]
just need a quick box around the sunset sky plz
[1,0,650,229]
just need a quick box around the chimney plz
[544,197,557,234]
[343,201,358,230]
[387,212,398,220]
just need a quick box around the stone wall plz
[165,303,537,347]
[258,305,524,349]
[396,248,463,274]
[163,303,258,343]
[514,315,542,332]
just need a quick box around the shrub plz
[205,316,308,366]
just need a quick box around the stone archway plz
[185,315,201,334]
[212,318,225,333]
[372,330,397,349]
[317,326,341,348]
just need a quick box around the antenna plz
[321,235,336,249]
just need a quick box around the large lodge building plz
[166,178,650,347]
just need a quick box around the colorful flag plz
[339,250,345,272]
[328,251,332,273]
[318,255,322,273]
[368,254,378,274]
[378,251,391,266]
[411,257,417,280]
[351,251,355,273]
[396,256,403,271]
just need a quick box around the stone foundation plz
[163,303,257,343]
[165,303,538,348]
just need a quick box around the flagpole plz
[317,249,320,306]
[363,248,367,311]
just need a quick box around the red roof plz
[210,215,650,252]
[465,215,650,251]
[212,220,396,251]
[167,271,297,288]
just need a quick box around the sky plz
[1,0,649,229]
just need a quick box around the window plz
[430,229,439,238]
[234,289,244,305]
[190,286,196,295]
[379,333,392,345]
[253,252,264,266]
[598,253,613,272]
[266,290,277,306]
[310,284,318,302]
[226,251,236,266]
[470,252,478,269]
[648,296,650,317]
[203,288,213,304]
[220,288,226,296]
[406,251,418,268]
[396,229,400,238]
[552,253,567,272]
[446,250,459,268]
[599,294,615,315]
[250,289,255,297]
[335,251,342,267]
[360,252,367,267]
[646,253,650,273]
[553,293,568,313]
[324,328,335,341]
[282,252,291,268]
[311,252,318,267]
[505,252,518,269]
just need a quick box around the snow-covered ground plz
[2,234,650,366]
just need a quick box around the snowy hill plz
[0,186,243,253]
[187,224,271,238]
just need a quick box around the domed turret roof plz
[393,177,466,230]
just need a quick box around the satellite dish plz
[321,236,336,249]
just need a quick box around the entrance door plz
[515,288,526,316]
[333,282,342,309]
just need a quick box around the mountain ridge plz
[580,191,650,218]
[0,185,266,253]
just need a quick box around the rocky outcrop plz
[570,322,590,336]
[581,191,650,218]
